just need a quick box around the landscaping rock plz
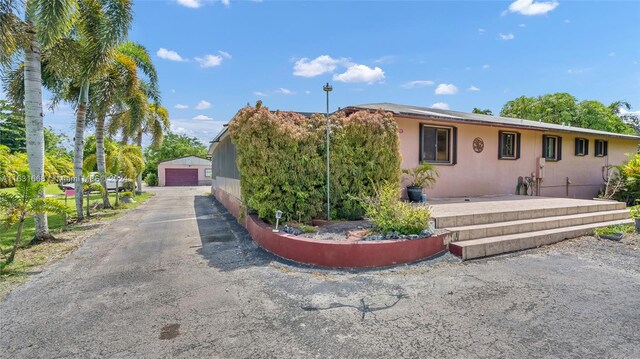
[421,229,434,238]
[282,225,302,236]
[408,234,419,240]
[385,231,400,240]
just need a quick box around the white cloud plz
[170,118,225,146]
[157,48,186,62]
[608,52,616,57]
[218,51,232,59]
[482,64,491,69]
[333,64,385,84]
[195,54,224,68]
[499,33,515,40]
[176,0,201,8]
[468,85,480,92]
[195,100,212,110]
[276,88,294,95]
[519,23,527,27]
[435,83,458,95]
[564,19,570,23]
[192,114,213,120]
[401,80,435,89]
[508,0,559,16]
[293,55,347,77]
[431,102,450,110]
[373,55,395,64]
[478,28,486,33]
[305,90,311,94]
[174,104,188,109]
[253,91,267,96]
[221,0,230,6]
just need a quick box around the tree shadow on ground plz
[193,194,277,271]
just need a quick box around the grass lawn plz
[0,189,154,297]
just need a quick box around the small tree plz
[0,171,67,266]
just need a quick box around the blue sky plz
[12,0,640,145]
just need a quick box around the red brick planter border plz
[214,188,448,268]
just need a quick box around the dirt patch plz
[298,220,372,241]
[159,323,180,340]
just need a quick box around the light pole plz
[323,82,332,221]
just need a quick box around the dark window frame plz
[542,135,562,161]
[498,131,521,160]
[419,124,457,165]
[574,138,589,156]
[594,139,608,157]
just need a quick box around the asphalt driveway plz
[1,186,639,358]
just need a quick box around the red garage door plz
[165,169,198,186]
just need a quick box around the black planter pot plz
[407,186,423,203]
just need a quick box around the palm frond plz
[34,0,77,47]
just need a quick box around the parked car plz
[58,173,136,192]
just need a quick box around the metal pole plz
[323,83,332,221]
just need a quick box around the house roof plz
[158,155,210,165]
[345,103,640,140]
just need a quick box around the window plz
[205,168,212,177]
[499,131,521,160]
[420,124,457,164]
[542,135,562,161]
[574,138,588,156]
[594,139,608,157]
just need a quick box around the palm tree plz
[92,41,159,206]
[83,142,144,206]
[108,102,170,192]
[0,170,67,265]
[1,0,75,240]
[60,0,132,221]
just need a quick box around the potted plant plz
[402,162,439,203]
[630,205,640,232]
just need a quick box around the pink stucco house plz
[209,103,640,200]
[157,156,212,186]
[343,103,640,199]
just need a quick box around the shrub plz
[228,103,401,221]
[360,182,432,235]
[144,173,158,186]
[610,154,640,205]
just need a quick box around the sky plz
[9,0,640,146]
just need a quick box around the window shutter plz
[585,139,589,155]
[604,141,608,156]
[575,138,580,155]
[498,131,504,159]
[452,127,458,165]
[516,133,521,159]
[542,135,548,157]
[418,124,423,162]
[557,137,563,161]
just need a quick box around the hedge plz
[228,103,401,221]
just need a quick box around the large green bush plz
[228,103,401,221]
[0,145,73,188]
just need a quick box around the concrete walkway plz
[1,187,639,358]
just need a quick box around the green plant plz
[0,171,67,265]
[297,223,317,234]
[229,103,401,221]
[594,224,634,236]
[144,173,158,186]
[360,182,431,235]
[629,205,640,219]
[120,191,133,198]
[402,162,439,188]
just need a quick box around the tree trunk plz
[74,83,89,221]
[136,132,143,195]
[115,178,120,206]
[95,114,112,208]
[7,218,26,265]
[23,16,51,241]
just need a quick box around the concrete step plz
[434,200,625,228]
[449,219,634,260]
[448,209,630,241]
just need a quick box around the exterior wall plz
[211,134,241,198]
[158,162,212,186]
[396,116,638,199]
